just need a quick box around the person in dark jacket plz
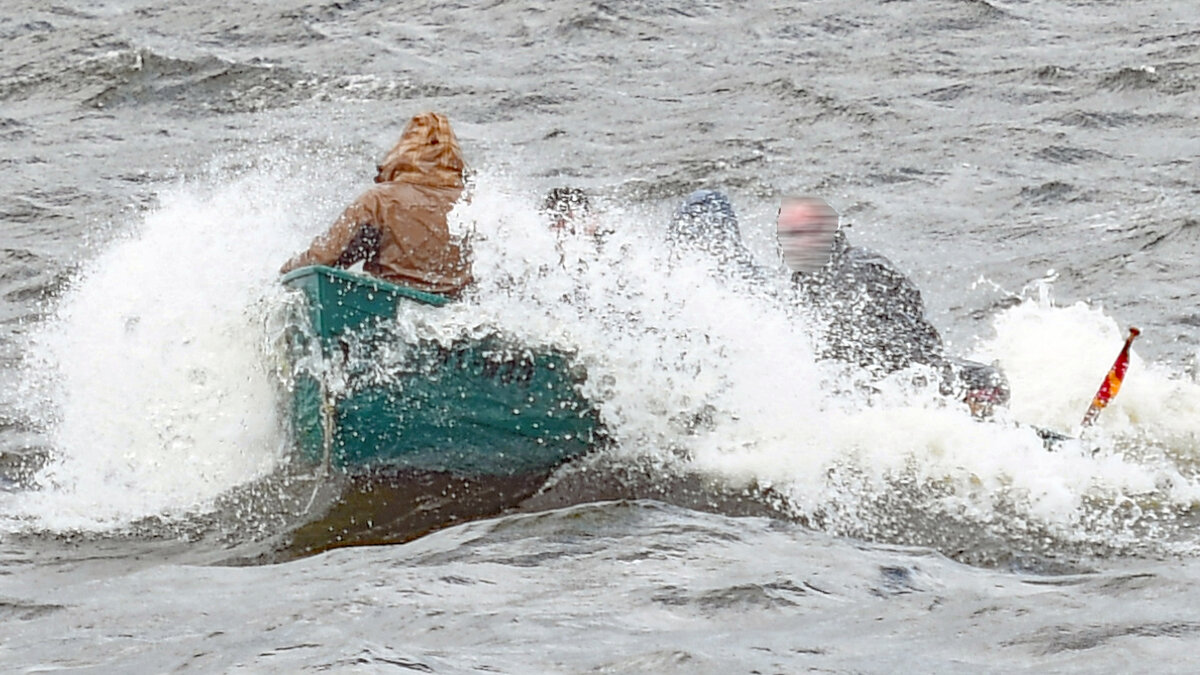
[663,189,1007,415]
[777,196,1009,416]
[781,197,942,375]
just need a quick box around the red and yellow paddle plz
[1080,327,1140,427]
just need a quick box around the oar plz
[1037,326,1141,450]
[1080,326,1140,427]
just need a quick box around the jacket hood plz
[375,112,465,188]
[668,189,742,249]
[667,189,765,283]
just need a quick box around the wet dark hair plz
[541,187,591,219]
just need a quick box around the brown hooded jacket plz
[281,112,472,295]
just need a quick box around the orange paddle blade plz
[1081,327,1140,427]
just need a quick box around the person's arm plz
[280,198,372,274]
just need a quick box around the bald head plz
[777,197,839,273]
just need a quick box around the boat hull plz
[280,266,600,477]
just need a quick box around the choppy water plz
[3,0,1200,671]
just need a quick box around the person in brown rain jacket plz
[280,112,472,296]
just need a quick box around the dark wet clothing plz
[666,188,1009,414]
[794,230,943,376]
[795,230,1010,413]
[667,190,767,284]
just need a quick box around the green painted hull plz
[279,266,600,477]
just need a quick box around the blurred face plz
[550,209,600,237]
[777,198,839,273]
[544,190,598,238]
[548,206,579,232]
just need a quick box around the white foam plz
[9,165,1200,547]
[446,182,1200,544]
[978,287,1200,443]
[8,158,346,530]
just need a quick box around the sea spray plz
[9,163,1200,556]
[9,156,352,529]
[445,178,1200,554]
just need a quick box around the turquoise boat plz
[278,265,602,477]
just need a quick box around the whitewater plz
[3,0,1200,671]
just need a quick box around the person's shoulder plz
[842,241,887,265]
[370,181,461,204]
[841,241,908,276]
[368,181,417,197]
[833,240,927,296]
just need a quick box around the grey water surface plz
[2,1,1200,672]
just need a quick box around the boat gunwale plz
[280,265,452,307]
